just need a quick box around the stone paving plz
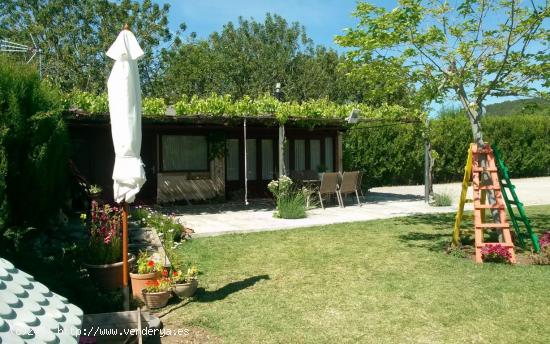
[170,177,550,237]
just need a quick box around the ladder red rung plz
[480,186,501,190]
[472,167,498,172]
[474,202,505,209]
[473,148,494,154]
[475,223,510,229]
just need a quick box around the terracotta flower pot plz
[172,279,198,298]
[83,254,135,291]
[142,290,171,309]
[130,271,161,301]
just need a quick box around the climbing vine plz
[207,132,227,161]
[64,91,424,124]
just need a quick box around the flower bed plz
[531,232,550,265]
[481,244,512,264]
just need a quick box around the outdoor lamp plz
[346,109,360,124]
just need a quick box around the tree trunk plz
[424,117,433,203]
[457,94,503,241]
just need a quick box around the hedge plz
[343,121,425,187]
[0,58,69,246]
[344,113,550,187]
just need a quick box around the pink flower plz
[481,244,512,263]
[539,232,550,250]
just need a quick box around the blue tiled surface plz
[0,257,83,343]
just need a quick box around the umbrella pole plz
[244,118,248,206]
[122,201,130,311]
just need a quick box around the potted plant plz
[171,266,199,298]
[130,252,162,301]
[88,184,102,200]
[142,277,172,309]
[82,200,135,290]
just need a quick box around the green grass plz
[167,205,550,343]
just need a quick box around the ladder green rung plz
[508,200,522,206]
[518,216,531,225]
[492,144,540,253]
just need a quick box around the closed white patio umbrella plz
[107,25,146,203]
[106,24,146,309]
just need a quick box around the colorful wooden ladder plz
[492,144,540,253]
[452,143,516,263]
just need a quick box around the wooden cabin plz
[67,111,345,204]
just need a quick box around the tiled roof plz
[0,257,83,343]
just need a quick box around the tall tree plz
[336,0,549,144]
[0,0,176,94]
[157,13,415,105]
[336,0,548,230]
[158,14,313,101]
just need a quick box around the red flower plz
[162,269,168,277]
[172,271,178,276]
[147,260,155,267]
[481,244,512,263]
[145,280,159,287]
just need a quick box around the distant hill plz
[485,98,549,116]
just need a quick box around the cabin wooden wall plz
[68,119,342,204]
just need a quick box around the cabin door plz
[225,137,277,199]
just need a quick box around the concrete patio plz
[169,177,550,237]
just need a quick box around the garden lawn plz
[167,205,550,343]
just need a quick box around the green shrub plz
[268,176,307,219]
[343,121,425,187]
[344,110,550,187]
[432,193,452,207]
[276,190,307,219]
[483,115,550,178]
[0,57,69,247]
[429,115,472,181]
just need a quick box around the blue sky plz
[156,0,380,52]
[154,0,546,112]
